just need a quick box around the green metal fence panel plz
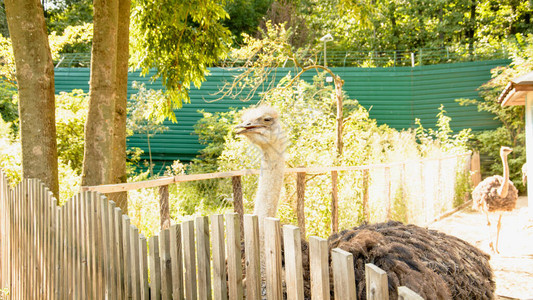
[54,59,509,168]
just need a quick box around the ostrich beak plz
[234,122,265,134]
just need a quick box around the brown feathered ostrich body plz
[236,106,494,299]
[472,146,518,253]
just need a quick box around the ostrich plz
[472,146,518,254]
[235,105,494,299]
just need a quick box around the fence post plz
[264,217,282,300]
[331,248,356,300]
[196,216,212,300]
[309,236,330,300]
[159,185,170,230]
[365,263,389,300]
[398,286,424,300]
[149,235,161,300]
[331,171,339,233]
[226,213,243,300]
[296,172,306,238]
[283,225,304,300]
[362,169,369,221]
[243,214,260,300]
[160,228,173,299]
[232,176,244,229]
[182,219,197,300]
[471,151,481,187]
[211,215,228,300]
[169,224,184,300]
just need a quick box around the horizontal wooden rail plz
[81,152,471,194]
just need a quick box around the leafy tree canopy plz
[130,0,232,121]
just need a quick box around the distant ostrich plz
[235,105,494,299]
[472,146,518,254]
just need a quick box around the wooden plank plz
[65,199,72,299]
[88,193,97,300]
[331,248,356,300]
[243,214,260,300]
[195,216,212,300]
[210,215,227,300]
[331,171,339,233]
[160,185,171,230]
[365,263,389,300]
[232,176,244,227]
[309,236,330,300]
[130,226,141,299]
[160,228,173,300]
[114,207,125,300]
[95,196,105,299]
[264,217,282,300]
[149,235,162,300]
[79,192,88,300]
[283,225,304,300]
[107,201,117,300]
[169,224,184,300]
[296,172,306,238]
[25,180,31,299]
[397,286,424,300]
[226,213,243,300]
[43,185,51,300]
[73,195,81,300]
[100,198,111,299]
[181,219,197,300]
[13,186,19,298]
[139,235,149,300]
[122,216,132,299]
[470,151,481,187]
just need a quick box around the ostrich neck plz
[253,146,285,220]
[498,154,510,198]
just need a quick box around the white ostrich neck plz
[253,145,285,220]
[498,154,510,198]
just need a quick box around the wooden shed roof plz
[499,71,533,106]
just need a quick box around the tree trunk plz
[5,0,59,199]
[109,0,131,213]
[82,0,119,187]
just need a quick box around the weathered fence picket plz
[0,170,426,300]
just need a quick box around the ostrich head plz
[235,105,285,156]
[235,105,286,220]
[500,146,513,157]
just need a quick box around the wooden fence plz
[82,152,479,236]
[0,171,427,299]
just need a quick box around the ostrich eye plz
[264,117,273,122]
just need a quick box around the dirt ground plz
[429,196,533,300]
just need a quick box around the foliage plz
[223,0,273,45]
[45,0,93,35]
[55,90,88,174]
[0,34,15,85]
[127,82,169,176]
[457,34,532,191]
[211,74,471,237]
[299,0,533,55]
[415,105,472,156]
[0,117,21,184]
[49,23,93,54]
[0,114,81,202]
[130,0,232,120]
